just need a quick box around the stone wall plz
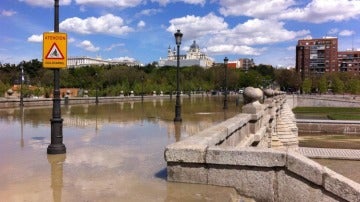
[293,94,360,108]
[0,96,160,108]
[287,94,360,134]
[165,88,360,201]
[297,119,360,134]
[168,148,359,201]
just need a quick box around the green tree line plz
[0,60,359,97]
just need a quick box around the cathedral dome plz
[190,40,200,51]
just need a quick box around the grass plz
[293,107,360,120]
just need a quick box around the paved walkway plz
[296,119,360,124]
[299,147,360,160]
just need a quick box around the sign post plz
[45,0,66,154]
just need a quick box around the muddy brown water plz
[0,96,254,201]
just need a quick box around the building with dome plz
[158,40,214,68]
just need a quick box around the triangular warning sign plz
[45,43,64,59]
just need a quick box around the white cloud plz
[167,13,309,56]
[182,0,205,6]
[60,14,134,35]
[219,0,360,24]
[219,0,295,18]
[27,34,43,42]
[104,43,124,51]
[167,13,228,40]
[77,40,100,52]
[205,45,266,56]
[151,0,205,6]
[339,30,355,37]
[68,37,76,43]
[137,9,162,17]
[75,0,143,8]
[227,19,310,45]
[108,56,136,62]
[1,9,17,17]
[19,0,71,7]
[279,0,360,23]
[137,20,146,28]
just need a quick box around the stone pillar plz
[242,87,264,135]
[263,89,276,148]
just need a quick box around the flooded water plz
[0,96,247,202]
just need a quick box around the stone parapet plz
[166,146,360,201]
[297,119,360,134]
[294,94,360,108]
[165,89,360,201]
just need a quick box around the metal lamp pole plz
[47,0,66,154]
[20,65,24,107]
[223,57,228,109]
[174,30,183,122]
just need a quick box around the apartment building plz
[296,37,338,79]
[338,50,360,73]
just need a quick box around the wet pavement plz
[299,133,360,183]
[0,96,248,202]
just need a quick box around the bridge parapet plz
[165,87,360,201]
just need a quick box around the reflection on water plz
[0,96,247,201]
[48,154,66,202]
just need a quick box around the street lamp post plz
[95,73,99,104]
[48,0,66,154]
[223,57,229,109]
[174,30,183,122]
[20,65,24,107]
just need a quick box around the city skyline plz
[2,0,360,68]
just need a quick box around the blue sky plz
[1,0,360,67]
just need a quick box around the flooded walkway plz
[0,96,248,201]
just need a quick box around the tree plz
[318,76,327,94]
[0,80,9,97]
[347,79,360,94]
[275,69,301,92]
[332,77,345,94]
[302,78,312,94]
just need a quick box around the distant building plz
[338,50,360,73]
[158,40,214,68]
[67,56,140,68]
[296,37,360,78]
[296,37,338,79]
[227,58,254,70]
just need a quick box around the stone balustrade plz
[164,87,360,201]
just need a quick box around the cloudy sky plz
[1,0,360,67]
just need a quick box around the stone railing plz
[164,87,360,201]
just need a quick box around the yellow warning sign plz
[42,32,67,68]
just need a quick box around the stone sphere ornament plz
[243,87,263,104]
[263,89,274,98]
